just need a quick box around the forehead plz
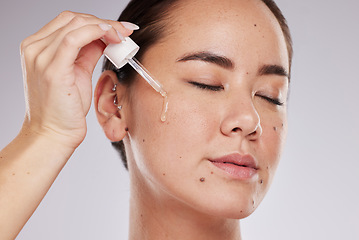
[155,0,289,70]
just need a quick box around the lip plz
[209,153,258,180]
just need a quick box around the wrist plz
[19,121,84,156]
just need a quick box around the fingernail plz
[99,23,112,31]
[120,21,140,31]
[116,30,125,41]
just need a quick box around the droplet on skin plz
[160,92,169,122]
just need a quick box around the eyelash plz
[255,94,284,106]
[189,81,284,106]
[188,81,224,91]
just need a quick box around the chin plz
[189,191,262,220]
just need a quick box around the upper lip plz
[209,153,258,170]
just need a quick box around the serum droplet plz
[160,91,169,122]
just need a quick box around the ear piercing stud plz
[112,84,122,111]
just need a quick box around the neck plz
[128,173,242,240]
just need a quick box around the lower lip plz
[210,162,258,180]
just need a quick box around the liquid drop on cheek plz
[160,91,169,122]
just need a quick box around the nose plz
[220,97,262,140]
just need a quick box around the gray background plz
[1,0,358,239]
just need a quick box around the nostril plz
[248,130,257,136]
[231,127,242,133]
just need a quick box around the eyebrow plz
[176,51,289,78]
[176,51,234,70]
[258,64,289,78]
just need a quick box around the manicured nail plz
[99,23,112,31]
[116,30,125,41]
[120,21,140,30]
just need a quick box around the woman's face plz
[123,0,289,218]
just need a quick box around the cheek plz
[127,87,218,182]
[258,110,287,181]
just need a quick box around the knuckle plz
[62,33,77,48]
[70,15,86,26]
[58,10,75,20]
[21,43,37,60]
[20,35,36,55]
[20,39,29,54]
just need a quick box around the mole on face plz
[200,177,205,182]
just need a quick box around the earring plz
[112,84,122,111]
[113,95,123,110]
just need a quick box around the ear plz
[94,70,128,142]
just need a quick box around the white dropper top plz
[104,37,166,96]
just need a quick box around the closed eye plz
[256,94,284,106]
[188,81,224,91]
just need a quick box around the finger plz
[40,15,129,54]
[31,16,126,72]
[52,23,117,70]
[75,39,107,78]
[21,11,78,51]
[21,11,129,51]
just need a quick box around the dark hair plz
[103,0,293,170]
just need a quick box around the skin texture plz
[0,0,289,239]
[96,0,289,239]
